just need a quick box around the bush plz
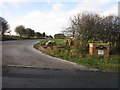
[54,34,66,39]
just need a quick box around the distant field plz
[1,35,45,41]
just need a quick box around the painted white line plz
[6,64,99,72]
[7,65,40,68]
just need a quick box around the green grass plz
[34,39,119,72]
[49,52,119,72]
[70,55,119,71]
[39,39,64,44]
[33,39,64,50]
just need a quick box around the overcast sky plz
[0,0,119,36]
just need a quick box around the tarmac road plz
[2,66,118,88]
[2,39,96,70]
[2,39,119,88]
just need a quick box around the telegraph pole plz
[0,18,2,37]
[118,1,120,17]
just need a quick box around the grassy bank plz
[34,39,120,72]
[38,39,64,44]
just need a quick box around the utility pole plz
[0,18,2,34]
[118,1,120,17]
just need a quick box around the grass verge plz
[34,39,119,72]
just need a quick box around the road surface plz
[2,66,118,88]
[2,39,93,70]
[2,40,119,88]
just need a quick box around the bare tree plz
[65,12,120,52]
[100,16,120,51]
[68,13,101,47]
